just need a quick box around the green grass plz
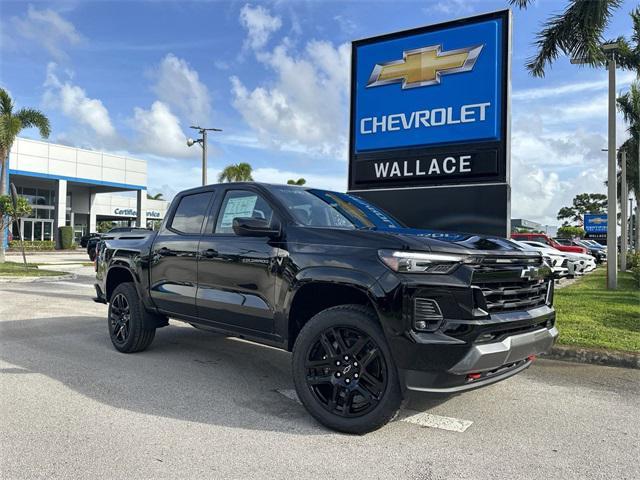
[554,269,640,353]
[0,261,67,277]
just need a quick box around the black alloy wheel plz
[292,304,402,434]
[107,282,156,353]
[305,326,388,418]
[110,293,130,345]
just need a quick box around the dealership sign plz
[113,208,162,218]
[584,214,607,234]
[349,10,509,189]
[347,10,511,237]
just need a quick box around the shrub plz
[557,226,585,238]
[58,226,75,249]
[8,240,55,251]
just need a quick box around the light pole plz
[572,42,619,289]
[187,125,222,186]
[637,138,640,251]
[605,44,618,288]
[621,149,628,271]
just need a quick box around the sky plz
[0,0,637,227]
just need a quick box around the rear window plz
[170,192,213,234]
[529,235,549,244]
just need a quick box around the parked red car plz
[511,233,588,254]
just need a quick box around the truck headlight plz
[378,249,469,274]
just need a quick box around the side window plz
[215,190,274,234]
[169,192,213,234]
[532,235,548,245]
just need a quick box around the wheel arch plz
[286,269,386,351]
[105,265,138,302]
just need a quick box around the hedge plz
[8,240,56,251]
[59,226,75,250]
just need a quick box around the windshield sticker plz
[220,195,257,228]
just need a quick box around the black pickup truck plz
[95,182,557,433]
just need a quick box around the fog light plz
[415,320,428,330]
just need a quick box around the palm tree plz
[218,162,254,182]
[287,178,306,186]
[510,0,623,77]
[615,7,640,72]
[146,192,164,200]
[617,81,640,250]
[0,88,51,262]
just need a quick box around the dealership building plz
[6,137,169,245]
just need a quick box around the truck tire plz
[88,247,96,261]
[108,282,156,353]
[292,304,402,434]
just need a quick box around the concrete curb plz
[0,273,77,283]
[6,250,84,255]
[544,345,640,369]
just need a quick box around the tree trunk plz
[0,148,7,263]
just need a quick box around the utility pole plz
[187,126,222,186]
[606,47,618,289]
[621,150,627,271]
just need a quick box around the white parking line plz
[276,389,473,432]
[400,411,473,432]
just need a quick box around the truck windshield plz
[270,186,405,230]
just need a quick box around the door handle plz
[202,248,218,258]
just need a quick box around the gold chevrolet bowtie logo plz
[367,44,483,89]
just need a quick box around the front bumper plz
[403,326,557,393]
[449,326,558,375]
[391,303,557,393]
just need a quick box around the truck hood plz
[292,225,538,258]
[369,226,532,255]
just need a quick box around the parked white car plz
[512,240,571,278]
[520,241,597,276]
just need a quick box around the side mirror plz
[232,217,280,238]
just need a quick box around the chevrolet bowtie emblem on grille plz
[367,44,483,89]
[520,266,541,280]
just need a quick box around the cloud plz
[426,0,474,16]
[239,4,282,51]
[513,71,636,101]
[43,63,116,138]
[231,34,351,159]
[131,101,195,159]
[509,122,609,225]
[10,5,82,60]
[252,167,347,192]
[151,53,211,124]
[334,15,357,35]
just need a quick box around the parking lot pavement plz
[1,276,638,480]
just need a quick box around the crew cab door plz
[149,191,214,316]
[196,188,279,334]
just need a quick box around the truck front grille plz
[475,279,549,313]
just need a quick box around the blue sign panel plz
[584,214,607,233]
[353,16,504,153]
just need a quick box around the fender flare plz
[284,266,387,320]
